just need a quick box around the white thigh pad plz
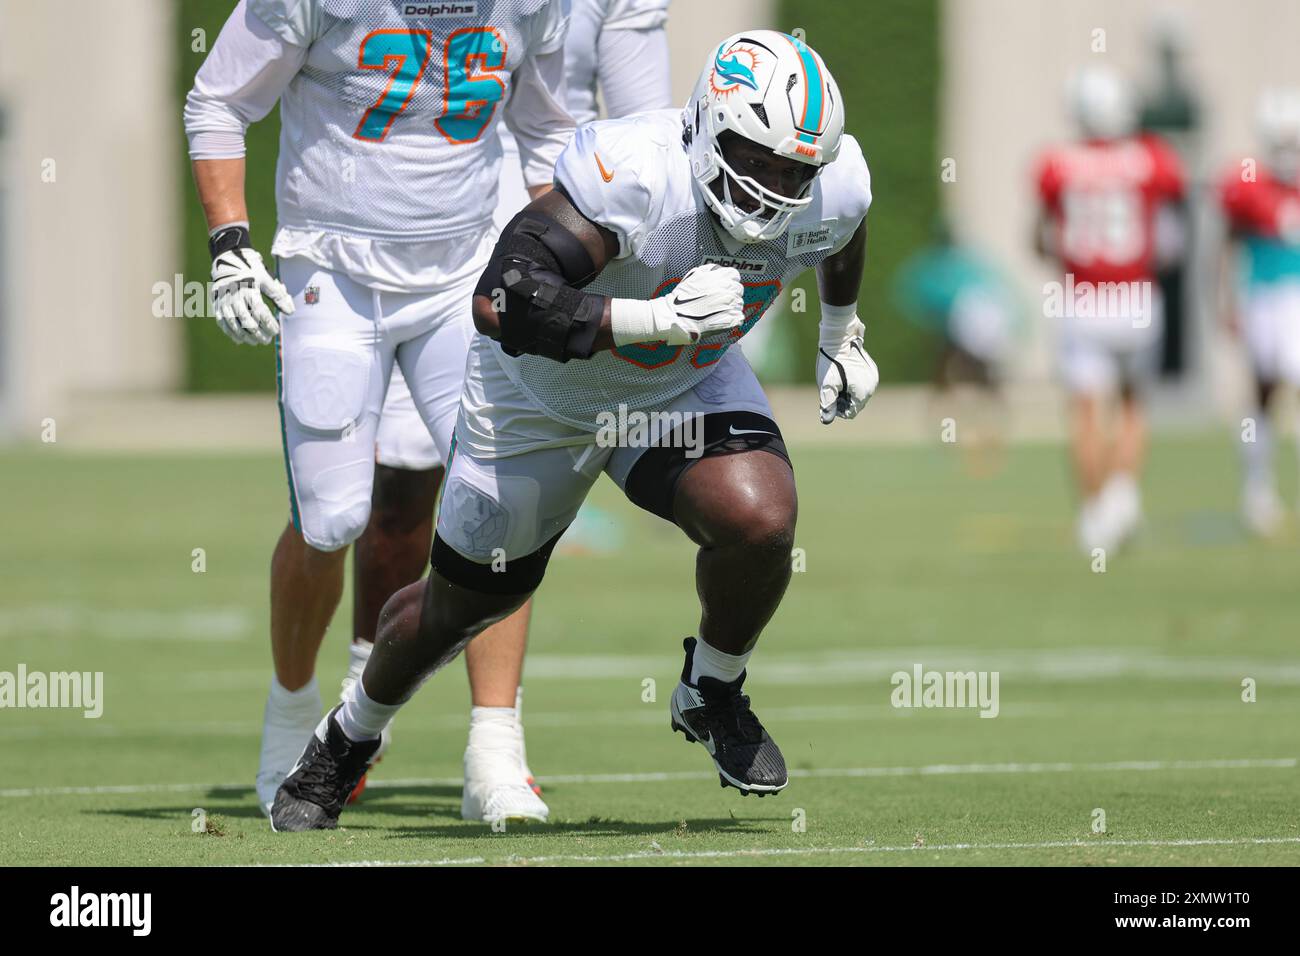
[439,471,542,562]
[285,345,373,434]
[299,457,375,552]
[437,442,602,563]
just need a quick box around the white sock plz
[348,639,372,672]
[336,680,400,742]
[690,638,751,685]
[1241,412,1274,491]
[1104,472,1140,513]
[266,676,320,725]
[468,706,517,749]
[1107,471,1137,496]
[341,640,372,696]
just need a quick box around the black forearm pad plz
[474,210,604,363]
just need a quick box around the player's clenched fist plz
[208,224,295,345]
[816,303,878,424]
[612,263,745,346]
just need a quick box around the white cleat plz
[1076,496,1118,555]
[255,690,321,817]
[1242,482,1285,538]
[516,686,542,797]
[1101,473,1142,548]
[461,705,549,824]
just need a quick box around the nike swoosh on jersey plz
[594,151,615,183]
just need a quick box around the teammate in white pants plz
[184,0,574,822]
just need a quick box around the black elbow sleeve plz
[474,210,604,363]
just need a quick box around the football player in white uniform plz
[271,30,877,830]
[183,0,573,821]
[356,0,673,822]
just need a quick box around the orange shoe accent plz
[594,151,615,183]
[347,753,382,804]
[348,774,367,804]
[527,775,543,797]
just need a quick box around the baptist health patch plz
[787,221,835,255]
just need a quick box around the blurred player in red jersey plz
[1218,90,1300,536]
[1034,66,1186,553]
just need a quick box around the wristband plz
[611,296,680,346]
[818,300,862,350]
[208,223,252,259]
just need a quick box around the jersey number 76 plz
[353,27,507,145]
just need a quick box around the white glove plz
[209,224,295,346]
[610,263,745,346]
[816,303,878,424]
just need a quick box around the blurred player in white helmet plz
[1218,89,1300,536]
[184,0,574,825]
[1034,66,1186,553]
[353,0,672,824]
[270,30,878,830]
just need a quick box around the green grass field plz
[2,435,1298,866]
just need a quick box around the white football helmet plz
[683,30,845,243]
[1068,66,1137,141]
[1256,88,1300,180]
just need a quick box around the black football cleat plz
[270,705,381,832]
[669,637,788,796]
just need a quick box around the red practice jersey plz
[1036,134,1185,285]
[1219,164,1300,240]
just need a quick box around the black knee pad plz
[623,411,791,524]
[430,528,567,596]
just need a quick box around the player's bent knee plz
[708,494,797,554]
[301,501,372,552]
[675,464,797,553]
[299,474,374,552]
[624,411,793,526]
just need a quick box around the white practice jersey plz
[564,0,672,124]
[491,0,669,231]
[185,0,574,290]
[252,0,566,245]
[489,109,872,431]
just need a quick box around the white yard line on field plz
[159,646,1300,689]
[3,756,1294,799]
[5,697,1297,742]
[8,695,1299,744]
[0,605,252,641]
[258,836,1300,867]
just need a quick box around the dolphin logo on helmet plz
[712,44,761,93]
